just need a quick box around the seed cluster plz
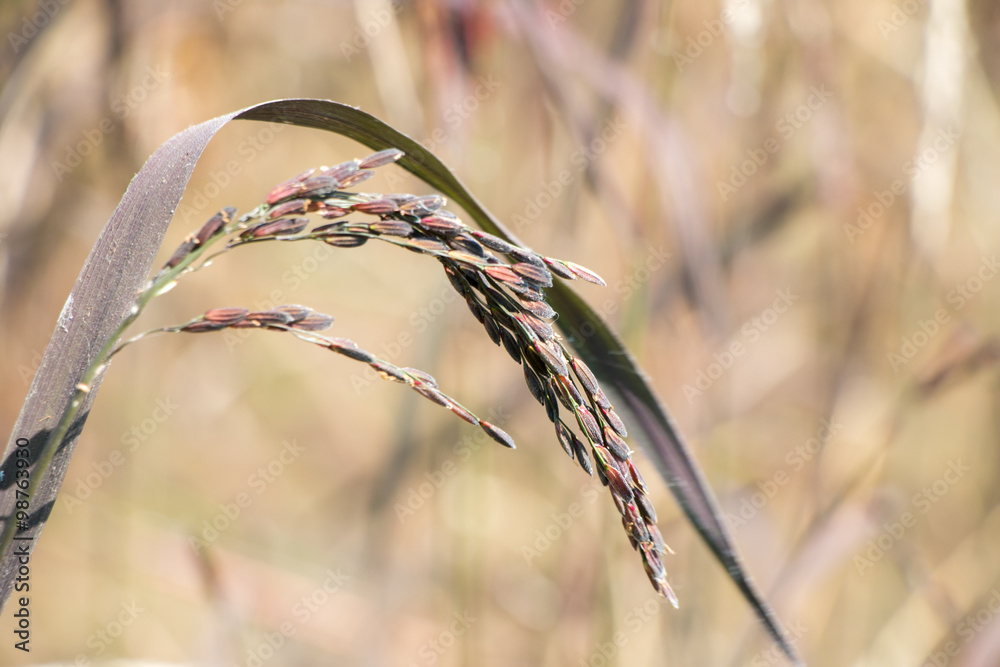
[156,148,675,604]
[172,304,514,449]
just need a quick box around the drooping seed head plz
[292,312,335,331]
[298,175,340,198]
[543,257,577,280]
[272,304,312,322]
[483,314,502,346]
[542,382,560,423]
[412,382,449,407]
[181,320,228,333]
[203,307,249,325]
[514,312,554,341]
[534,340,569,377]
[322,234,369,248]
[591,387,612,410]
[521,300,556,321]
[449,234,487,257]
[469,230,519,255]
[358,148,405,169]
[409,237,451,254]
[555,421,576,460]
[320,160,360,181]
[601,462,634,503]
[566,261,607,286]
[244,216,309,239]
[267,199,310,220]
[556,375,583,406]
[318,202,350,219]
[266,169,315,205]
[509,247,547,268]
[512,262,553,287]
[479,421,516,449]
[450,250,489,267]
[369,220,413,236]
[338,169,375,188]
[385,193,417,206]
[447,402,479,425]
[600,404,628,438]
[626,458,648,494]
[402,367,437,387]
[646,523,669,555]
[505,279,544,300]
[328,338,375,363]
[246,310,296,326]
[164,238,197,270]
[419,215,465,236]
[352,198,399,215]
[602,426,630,461]
[523,365,547,405]
[573,435,594,475]
[195,207,235,244]
[635,492,658,524]
[570,358,599,396]
[370,360,407,383]
[399,194,446,216]
[499,327,521,362]
[622,502,651,542]
[576,405,603,444]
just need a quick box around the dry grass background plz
[2,0,1000,665]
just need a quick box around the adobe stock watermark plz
[521,482,601,564]
[353,243,669,397]
[748,619,808,667]
[222,243,338,354]
[578,595,675,667]
[405,610,477,667]
[726,418,843,531]
[189,439,305,550]
[16,348,44,386]
[887,309,950,372]
[347,284,451,395]
[61,396,180,514]
[878,0,928,40]
[543,0,588,27]
[555,245,673,346]
[237,568,351,667]
[887,254,999,371]
[353,242,667,395]
[509,116,627,232]
[339,0,413,62]
[71,600,144,667]
[843,126,960,243]
[368,74,503,177]
[854,459,969,576]
[7,0,68,54]
[394,410,506,523]
[672,0,751,71]
[682,287,799,403]
[179,123,287,225]
[716,85,833,202]
[923,589,1000,667]
[946,255,1000,311]
[51,65,169,182]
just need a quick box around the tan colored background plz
[2,0,1000,665]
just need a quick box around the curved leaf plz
[1,99,801,665]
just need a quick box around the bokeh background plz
[3,0,1000,665]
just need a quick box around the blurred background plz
[2,0,1000,665]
